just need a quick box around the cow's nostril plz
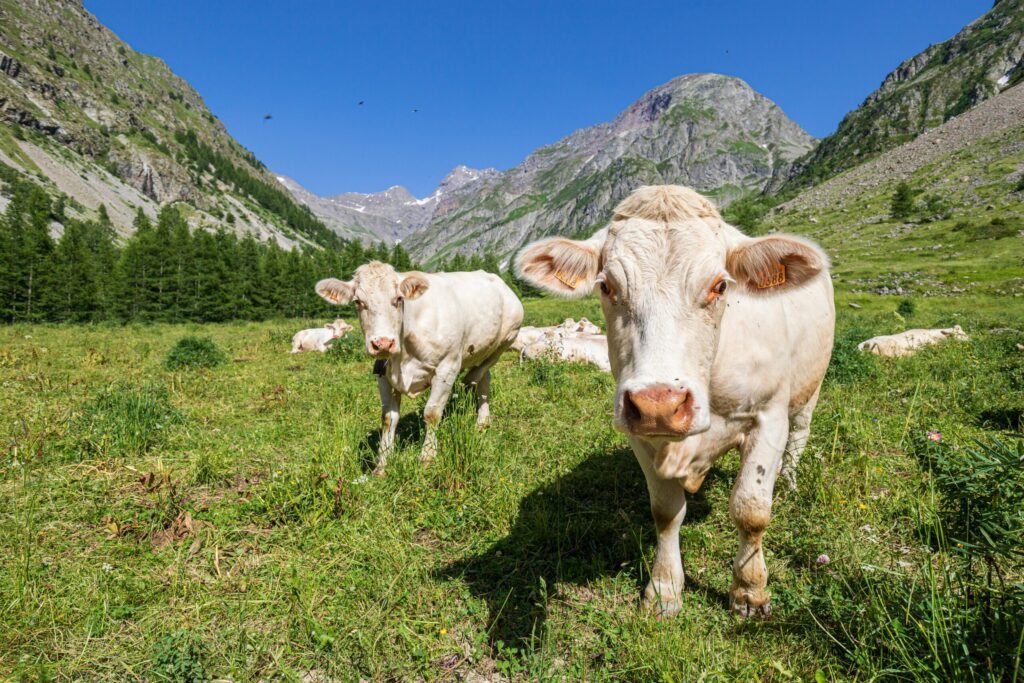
[623,391,641,425]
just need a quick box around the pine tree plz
[4,185,56,321]
[42,219,99,321]
[891,181,915,220]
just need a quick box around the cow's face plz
[516,185,827,443]
[315,262,428,358]
[327,319,353,339]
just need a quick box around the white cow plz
[315,262,524,474]
[517,185,835,619]
[858,326,968,357]
[290,319,354,353]
[511,317,602,352]
[519,332,612,372]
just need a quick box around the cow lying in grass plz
[290,319,354,353]
[511,317,602,352]
[858,325,968,357]
[517,185,835,619]
[519,331,612,372]
[316,262,523,474]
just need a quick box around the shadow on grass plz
[438,446,721,649]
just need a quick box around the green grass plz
[1,294,1022,680]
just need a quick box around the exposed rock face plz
[401,74,814,263]
[778,0,1024,192]
[0,0,323,247]
[278,165,500,243]
[775,81,1024,215]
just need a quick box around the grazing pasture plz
[1,295,1022,681]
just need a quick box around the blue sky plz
[86,0,991,197]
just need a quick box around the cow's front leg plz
[634,440,688,619]
[730,408,789,618]
[420,361,459,464]
[374,375,401,475]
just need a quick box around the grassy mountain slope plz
[777,0,1024,192]
[0,0,349,247]
[762,82,1024,315]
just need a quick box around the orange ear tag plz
[756,264,786,289]
[554,270,581,290]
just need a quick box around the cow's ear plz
[515,228,606,298]
[399,272,429,300]
[315,278,354,305]
[726,235,828,294]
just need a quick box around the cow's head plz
[315,261,429,358]
[327,319,354,339]
[516,185,828,441]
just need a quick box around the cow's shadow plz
[437,446,727,649]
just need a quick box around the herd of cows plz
[287,185,972,618]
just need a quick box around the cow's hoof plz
[371,467,386,477]
[642,585,682,620]
[730,597,771,619]
[475,420,490,431]
[419,453,435,466]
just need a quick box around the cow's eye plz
[392,295,403,307]
[706,276,729,304]
[353,298,364,310]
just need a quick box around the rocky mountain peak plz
[400,72,814,264]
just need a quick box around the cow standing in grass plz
[316,262,524,474]
[516,185,835,618]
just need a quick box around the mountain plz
[277,164,499,244]
[0,0,339,248]
[760,80,1024,305]
[776,0,1024,192]
[401,74,814,264]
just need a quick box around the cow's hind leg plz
[780,384,821,492]
[635,442,688,619]
[420,360,460,464]
[462,345,507,428]
[374,376,401,476]
[730,408,788,618]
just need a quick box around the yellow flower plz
[439,628,448,636]
[858,503,867,510]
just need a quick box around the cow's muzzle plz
[368,336,396,358]
[622,384,694,437]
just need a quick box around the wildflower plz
[101,563,114,573]
[858,502,867,510]
[351,474,370,485]
[927,431,942,443]
[439,628,448,636]
[816,554,830,565]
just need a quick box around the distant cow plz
[519,332,612,372]
[858,325,968,357]
[290,319,353,353]
[517,185,835,619]
[316,262,523,474]
[511,317,602,352]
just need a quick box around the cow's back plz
[404,271,524,365]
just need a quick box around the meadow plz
[1,292,1022,681]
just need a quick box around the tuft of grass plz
[164,336,227,370]
[151,630,207,683]
[324,331,365,362]
[896,298,917,318]
[72,382,181,459]
[825,326,878,385]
